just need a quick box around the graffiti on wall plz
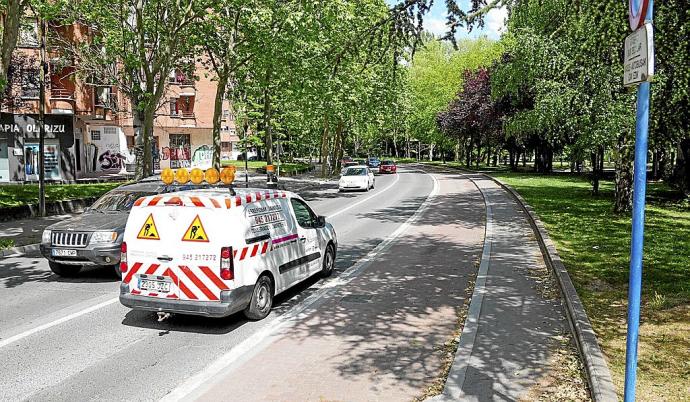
[192,145,213,168]
[87,127,134,173]
[98,150,127,170]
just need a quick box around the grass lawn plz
[488,171,690,401]
[0,183,122,208]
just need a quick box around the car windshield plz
[90,191,156,212]
[344,168,367,176]
[382,160,394,165]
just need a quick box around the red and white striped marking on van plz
[132,190,288,209]
[125,263,230,301]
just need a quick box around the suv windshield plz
[344,168,367,176]
[90,191,156,212]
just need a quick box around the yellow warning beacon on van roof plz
[161,167,235,185]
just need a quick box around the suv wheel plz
[243,275,274,320]
[49,262,82,277]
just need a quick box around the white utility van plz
[119,188,337,320]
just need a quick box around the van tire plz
[49,262,81,277]
[321,244,335,277]
[244,275,273,320]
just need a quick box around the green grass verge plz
[0,183,123,208]
[488,171,690,401]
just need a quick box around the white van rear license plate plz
[139,279,171,293]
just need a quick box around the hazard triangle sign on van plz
[182,215,209,242]
[137,214,160,240]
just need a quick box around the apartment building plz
[0,16,240,183]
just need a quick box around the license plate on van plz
[139,279,171,293]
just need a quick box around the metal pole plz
[624,2,653,401]
[244,123,248,188]
[38,16,47,217]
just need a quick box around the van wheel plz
[244,275,273,320]
[49,262,81,277]
[321,244,335,277]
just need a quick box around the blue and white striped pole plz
[624,1,653,401]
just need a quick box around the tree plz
[61,0,208,179]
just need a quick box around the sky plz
[384,0,507,40]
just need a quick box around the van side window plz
[290,199,315,228]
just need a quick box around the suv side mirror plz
[315,216,326,228]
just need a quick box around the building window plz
[169,99,178,116]
[95,86,113,109]
[169,134,191,168]
[18,19,39,48]
[91,130,101,141]
[21,68,40,99]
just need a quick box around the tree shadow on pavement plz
[0,255,118,289]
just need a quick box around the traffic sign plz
[624,23,654,87]
[629,0,649,31]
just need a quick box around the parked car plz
[40,179,208,278]
[366,157,381,173]
[379,160,397,174]
[339,166,375,192]
[340,155,353,165]
[237,153,259,161]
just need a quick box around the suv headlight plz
[42,230,52,244]
[89,231,118,244]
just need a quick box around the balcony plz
[50,87,74,100]
[180,111,195,119]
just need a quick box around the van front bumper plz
[119,283,254,318]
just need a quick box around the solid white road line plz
[0,297,118,349]
[161,171,440,402]
[0,169,407,351]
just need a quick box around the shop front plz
[0,113,76,182]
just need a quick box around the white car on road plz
[339,166,375,192]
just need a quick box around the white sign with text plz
[624,23,654,87]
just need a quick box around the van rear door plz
[123,196,236,302]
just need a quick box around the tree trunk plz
[333,119,344,172]
[263,71,273,165]
[211,72,228,170]
[133,107,145,180]
[319,117,330,177]
[143,107,155,177]
[0,0,23,96]
[674,138,690,195]
[614,134,634,213]
[428,143,434,161]
[466,137,472,168]
[591,151,600,195]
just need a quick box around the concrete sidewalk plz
[193,172,487,401]
[437,174,587,401]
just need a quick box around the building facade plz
[0,16,240,183]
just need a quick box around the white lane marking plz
[162,171,440,402]
[326,171,401,219]
[0,169,408,351]
[0,297,118,349]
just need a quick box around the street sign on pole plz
[624,23,654,87]
[624,1,653,401]
[629,0,650,31]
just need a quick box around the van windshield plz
[343,168,367,176]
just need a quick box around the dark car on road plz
[379,160,397,174]
[40,179,202,278]
[366,157,381,173]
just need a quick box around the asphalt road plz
[0,167,435,401]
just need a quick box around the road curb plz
[1,243,40,258]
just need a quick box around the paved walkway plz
[195,171,486,401]
[189,170,585,401]
[437,174,585,401]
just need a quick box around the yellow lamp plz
[226,165,237,174]
[205,168,220,184]
[220,167,235,185]
[190,168,204,184]
[175,168,190,184]
[161,168,174,185]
